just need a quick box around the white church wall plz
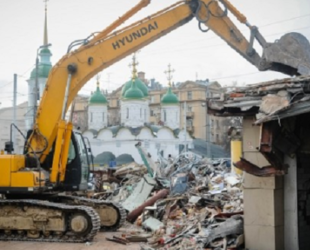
[86,135,182,165]
[87,139,103,157]
[83,130,96,140]
[161,105,180,129]
[97,129,113,140]
[115,128,135,140]
[121,100,148,128]
[88,105,108,130]
[136,128,154,140]
[157,128,175,140]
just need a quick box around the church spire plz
[43,0,48,45]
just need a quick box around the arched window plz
[126,108,129,119]
[140,108,142,118]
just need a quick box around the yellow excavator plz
[0,0,310,242]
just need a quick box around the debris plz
[170,174,188,195]
[91,150,243,249]
[106,236,128,245]
[121,174,157,212]
[127,189,169,223]
[142,217,164,232]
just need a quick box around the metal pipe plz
[127,189,169,222]
[61,74,72,120]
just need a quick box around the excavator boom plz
[29,0,310,161]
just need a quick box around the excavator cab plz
[37,130,90,192]
[62,131,90,191]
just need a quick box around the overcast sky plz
[0,0,310,108]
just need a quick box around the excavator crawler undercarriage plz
[55,195,127,231]
[0,199,100,243]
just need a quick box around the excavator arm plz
[26,0,310,177]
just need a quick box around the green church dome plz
[89,86,108,104]
[30,64,52,79]
[122,78,148,97]
[161,87,179,105]
[123,80,144,100]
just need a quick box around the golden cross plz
[129,53,139,81]
[164,64,175,87]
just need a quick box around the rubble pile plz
[91,152,244,249]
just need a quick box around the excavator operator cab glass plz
[73,131,90,189]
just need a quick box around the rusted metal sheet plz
[234,157,286,177]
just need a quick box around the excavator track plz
[0,199,100,243]
[56,195,127,231]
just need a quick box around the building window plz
[164,110,167,122]
[151,96,155,103]
[102,112,104,122]
[187,106,192,112]
[140,108,142,118]
[126,108,129,119]
[117,100,120,107]
[144,109,146,120]
[187,91,192,100]
[216,120,219,128]
[90,113,93,122]
[150,110,154,117]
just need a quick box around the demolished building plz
[208,75,310,250]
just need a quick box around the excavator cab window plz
[67,140,76,164]
[72,131,90,190]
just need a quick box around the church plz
[83,55,193,165]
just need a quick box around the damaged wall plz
[242,117,284,250]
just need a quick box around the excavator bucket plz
[262,32,310,76]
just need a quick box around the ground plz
[0,232,141,250]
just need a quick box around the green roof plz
[161,87,179,104]
[122,78,148,97]
[123,80,144,100]
[30,64,52,79]
[89,86,108,104]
